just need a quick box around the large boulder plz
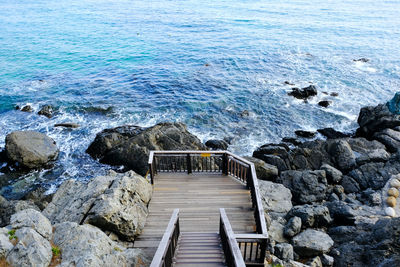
[53,222,149,267]
[328,140,356,172]
[245,157,278,181]
[43,171,152,240]
[356,103,400,138]
[87,122,207,175]
[277,170,327,204]
[5,131,59,169]
[6,227,52,267]
[0,228,13,258]
[259,180,292,214]
[10,209,52,240]
[373,128,400,153]
[292,229,334,257]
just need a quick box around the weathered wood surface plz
[134,173,256,259]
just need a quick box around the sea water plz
[0,0,399,198]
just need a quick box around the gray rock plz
[0,228,13,258]
[85,171,152,240]
[274,243,294,261]
[292,229,334,257]
[259,180,292,214]
[245,157,278,181]
[258,154,290,172]
[284,216,302,238]
[205,139,228,150]
[277,170,327,204]
[328,140,356,172]
[269,219,288,243]
[288,85,318,100]
[320,164,342,184]
[7,227,52,267]
[287,204,332,228]
[10,209,52,240]
[5,131,59,169]
[89,122,207,176]
[53,222,149,267]
[320,254,334,267]
[348,137,389,164]
[44,171,152,241]
[341,175,360,193]
[0,196,39,227]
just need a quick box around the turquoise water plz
[0,0,399,198]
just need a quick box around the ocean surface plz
[0,0,399,198]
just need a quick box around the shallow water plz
[0,0,399,198]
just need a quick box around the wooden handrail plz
[219,208,246,267]
[150,209,180,267]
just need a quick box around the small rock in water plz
[387,196,397,207]
[21,105,33,112]
[353,58,369,63]
[284,81,295,86]
[388,188,399,198]
[390,178,400,188]
[295,130,316,138]
[240,110,250,117]
[385,207,396,217]
[318,100,332,108]
[288,85,318,100]
[330,92,339,97]
[38,105,54,118]
[54,123,80,128]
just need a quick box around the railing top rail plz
[220,208,246,267]
[150,209,179,267]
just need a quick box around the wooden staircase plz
[173,232,226,267]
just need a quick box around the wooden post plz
[187,153,192,174]
[222,153,228,175]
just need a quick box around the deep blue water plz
[0,0,399,198]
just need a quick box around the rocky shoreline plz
[1,94,400,266]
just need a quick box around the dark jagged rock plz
[245,157,278,181]
[86,125,144,159]
[21,105,33,112]
[320,164,342,184]
[0,195,40,227]
[317,128,350,139]
[330,92,339,97]
[284,216,301,237]
[284,81,295,86]
[205,139,228,150]
[287,204,332,228]
[88,122,207,176]
[37,105,54,118]
[277,170,327,204]
[292,229,333,257]
[281,137,302,146]
[373,128,400,153]
[318,100,331,108]
[356,104,400,138]
[328,139,356,172]
[5,131,59,169]
[295,130,316,138]
[288,85,318,100]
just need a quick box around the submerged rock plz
[318,100,331,108]
[54,122,80,128]
[5,131,59,169]
[87,122,206,176]
[20,105,33,112]
[317,128,350,139]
